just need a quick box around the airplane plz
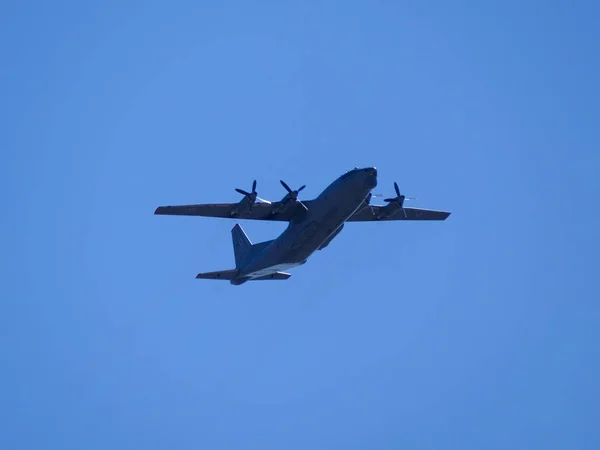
[154,167,450,285]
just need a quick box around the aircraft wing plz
[154,201,311,221]
[347,206,451,222]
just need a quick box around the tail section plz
[231,224,252,268]
[195,270,290,283]
[231,223,274,269]
[194,224,286,284]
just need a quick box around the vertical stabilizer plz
[231,224,252,268]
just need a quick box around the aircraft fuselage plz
[231,167,378,284]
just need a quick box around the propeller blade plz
[280,180,307,208]
[280,180,292,193]
[384,182,414,206]
[236,181,258,201]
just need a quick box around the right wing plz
[347,206,451,222]
[154,201,312,222]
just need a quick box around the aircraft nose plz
[363,167,378,188]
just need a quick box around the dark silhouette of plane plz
[155,167,450,285]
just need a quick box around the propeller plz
[384,182,416,217]
[235,180,258,205]
[280,180,308,210]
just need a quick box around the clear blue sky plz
[2,1,599,449]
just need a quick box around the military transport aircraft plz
[154,167,450,285]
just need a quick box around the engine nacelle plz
[375,202,402,220]
[229,197,254,216]
[269,197,292,215]
[271,195,308,217]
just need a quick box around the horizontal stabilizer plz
[195,270,237,280]
[252,271,291,280]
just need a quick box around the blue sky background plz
[2,1,599,449]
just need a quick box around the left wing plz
[154,201,311,221]
[347,206,451,222]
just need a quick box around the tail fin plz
[231,224,252,268]
[231,223,275,269]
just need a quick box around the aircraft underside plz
[156,166,451,285]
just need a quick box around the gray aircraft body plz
[155,167,450,285]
